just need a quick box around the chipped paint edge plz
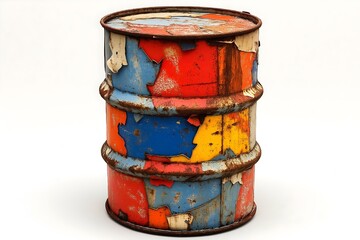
[101,141,261,181]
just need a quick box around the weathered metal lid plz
[101,6,261,39]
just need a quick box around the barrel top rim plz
[100,6,262,40]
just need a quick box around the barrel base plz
[105,199,256,236]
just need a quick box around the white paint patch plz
[240,144,260,163]
[167,213,194,230]
[133,114,144,123]
[249,103,257,149]
[222,172,243,185]
[120,12,203,21]
[234,30,259,53]
[107,33,128,73]
[243,87,257,98]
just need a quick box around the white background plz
[1,0,360,239]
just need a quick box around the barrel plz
[99,7,262,236]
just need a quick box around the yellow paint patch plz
[171,110,250,162]
[223,109,250,155]
[171,115,222,163]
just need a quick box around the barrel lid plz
[101,6,261,39]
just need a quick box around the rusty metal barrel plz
[99,7,262,236]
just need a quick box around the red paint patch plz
[143,161,203,176]
[106,104,127,155]
[235,167,255,220]
[150,179,174,188]
[139,39,218,97]
[187,115,201,127]
[145,154,171,162]
[107,167,149,226]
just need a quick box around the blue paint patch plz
[119,113,198,159]
[190,196,221,230]
[211,149,237,161]
[144,179,221,214]
[252,57,258,86]
[221,181,241,225]
[109,89,155,110]
[107,151,146,171]
[112,37,160,95]
[179,41,196,51]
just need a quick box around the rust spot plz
[118,210,128,221]
[212,130,221,135]
[187,197,197,206]
[174,192,181,203]
[134,129,140,136]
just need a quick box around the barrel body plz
[100,7,262,236]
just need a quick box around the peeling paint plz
[167,213,194,230]
[107,33,128,73]
[222,172,243,185]
[234,30,259,53]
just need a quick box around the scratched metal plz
[100,6,263,235]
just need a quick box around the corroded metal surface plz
[100,6,263,236]
[100,79,263,116]
[105,200,257,236]
[101,7,261,39]
[101,141,261,181]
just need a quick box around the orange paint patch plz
[149,206,171,229]
[240,52,256,90]
[106,104,127,155]
[200,13,236,21]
